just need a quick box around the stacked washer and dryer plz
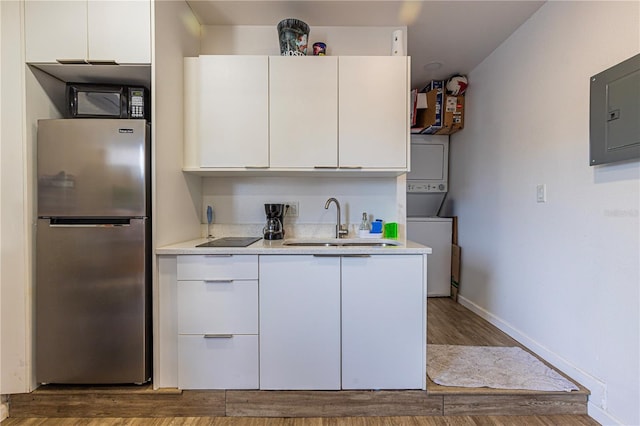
[407,134,453,297]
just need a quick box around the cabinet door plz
[88,0,151,63]
[342,255,425,389]
[199,56,269,168]
[259,255,341,390]
[178,335,258,389]
[25,1,88,63]
[339,56,408,169]
[270,56,338,168]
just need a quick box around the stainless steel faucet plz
[324,197,348,239]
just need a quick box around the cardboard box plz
[413,88,465,135]
[416,92,428,109]
[420,79,445,93]
[451,244,461,302]
[451,216,458,245]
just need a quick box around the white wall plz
[0,2,3,416]
[152,0,200,388]
[201,25,406,56]
[0,0,31,395]
[1,0,4,401]
[153,1,202,247]
[448,2,639,425]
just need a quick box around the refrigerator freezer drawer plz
[36,218,150,384]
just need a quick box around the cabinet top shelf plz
[28,63,151,87]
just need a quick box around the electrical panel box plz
[589,53,640,166]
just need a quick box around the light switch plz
[536,184,547,203]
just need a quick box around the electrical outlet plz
[284,201,299,217]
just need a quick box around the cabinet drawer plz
[177,255,258,280]
[178,280,258,334]
[178,334,258,389]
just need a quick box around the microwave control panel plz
[407,182,448,193]
[129,88,146,119]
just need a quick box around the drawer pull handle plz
[56,59,88,64]
[204,280,233,284]
[87,59,119,65]
[203,334,233,339]
[205,254,232,258]
[312,254,371,258]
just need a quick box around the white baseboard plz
[588,400,624,426]
[457,296,609,418]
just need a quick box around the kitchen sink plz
[282,238,401,247]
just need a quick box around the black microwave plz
[66,83,149,120]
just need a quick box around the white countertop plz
[156,237,432,255]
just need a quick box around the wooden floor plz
[6,298,597,425]
[1,415,599,425]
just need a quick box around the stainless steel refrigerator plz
[36,119,151,384]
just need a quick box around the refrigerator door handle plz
[49,223,131,228]
[47,218,132,227]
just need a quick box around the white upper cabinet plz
[270,56,339,169]
[25,1,87,63]
[339,56,409,169]
[188,55,409,173]
[87,0,151,64]
[199,55,269,168]
[25,0,151,64]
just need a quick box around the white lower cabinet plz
[177,255,259,389]
[259,255,342,390]
[176,253,425,390]
[341,255,425,389]
[259,254,426,390]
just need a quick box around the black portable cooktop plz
[196,237,262,248]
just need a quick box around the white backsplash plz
[201,176,402,225]
[200,223,361,240]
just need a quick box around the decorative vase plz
[277,18,310,56]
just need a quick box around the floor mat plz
[427,344,579,392]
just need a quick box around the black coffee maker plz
[263,203,285,240]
